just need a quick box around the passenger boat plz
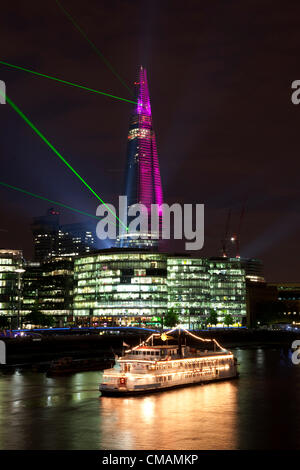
[99,327,238,396]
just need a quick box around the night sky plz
[0,0,299,282]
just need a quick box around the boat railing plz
[123,350,226,362]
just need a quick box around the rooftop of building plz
[269,282,300,289]
[73,247,255,261]
[0,248,23,258]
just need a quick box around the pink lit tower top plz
[118,66,163,249]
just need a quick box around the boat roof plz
[135,345,178,350]
[118,350,233,363]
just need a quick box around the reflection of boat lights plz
[141,398,155,422]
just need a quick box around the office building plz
[0,249,23,322]
[73,250,247,327]
[32,209,96,262]
[22,257,74,325]
[167,257,210,328]
[208,257,247,325]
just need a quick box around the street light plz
[15,268,25,329]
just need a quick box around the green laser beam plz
[0,182,101,220]
[55,0,134,98]
[0,60,137,105]
[0,89,128,231]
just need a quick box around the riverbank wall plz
[0,329,299,367]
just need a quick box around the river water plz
[0,348,299,450]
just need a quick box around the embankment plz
[1,329,298,367]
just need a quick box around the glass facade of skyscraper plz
[117,66,163,249]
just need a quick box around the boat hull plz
[100,371,238,396]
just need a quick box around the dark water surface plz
[0,348,299,450]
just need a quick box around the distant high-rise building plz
[32,209,96,262]
[57,223,95,258]
[117,66,163,249]
[32,209,60,262]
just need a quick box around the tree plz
[25,302,55,327]
[163,309,179,328]
[224,313,234,327]
[207,309,218,327]
[0,316,10,329]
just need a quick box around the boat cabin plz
[126,345,187,360]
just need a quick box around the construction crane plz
[221,209,231,258]
[231,198,247,258]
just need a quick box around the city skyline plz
[0,1,299,282]
[1,0,300,455]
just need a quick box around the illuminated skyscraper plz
[118,66,163,248]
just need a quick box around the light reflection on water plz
[99,381,238,450]
[0,348,299,450]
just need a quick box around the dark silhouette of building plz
[31,209,60,262]
[246,281,278,327]
[240,258,265,283]
[269,282,300,323]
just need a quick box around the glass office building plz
[73,250,168,326]
[208,258,247,325]
[21,261,42,315]
[167,257,210,328]
[22,257,74,323]
[73,250,247,327]
[0,249,23,319]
